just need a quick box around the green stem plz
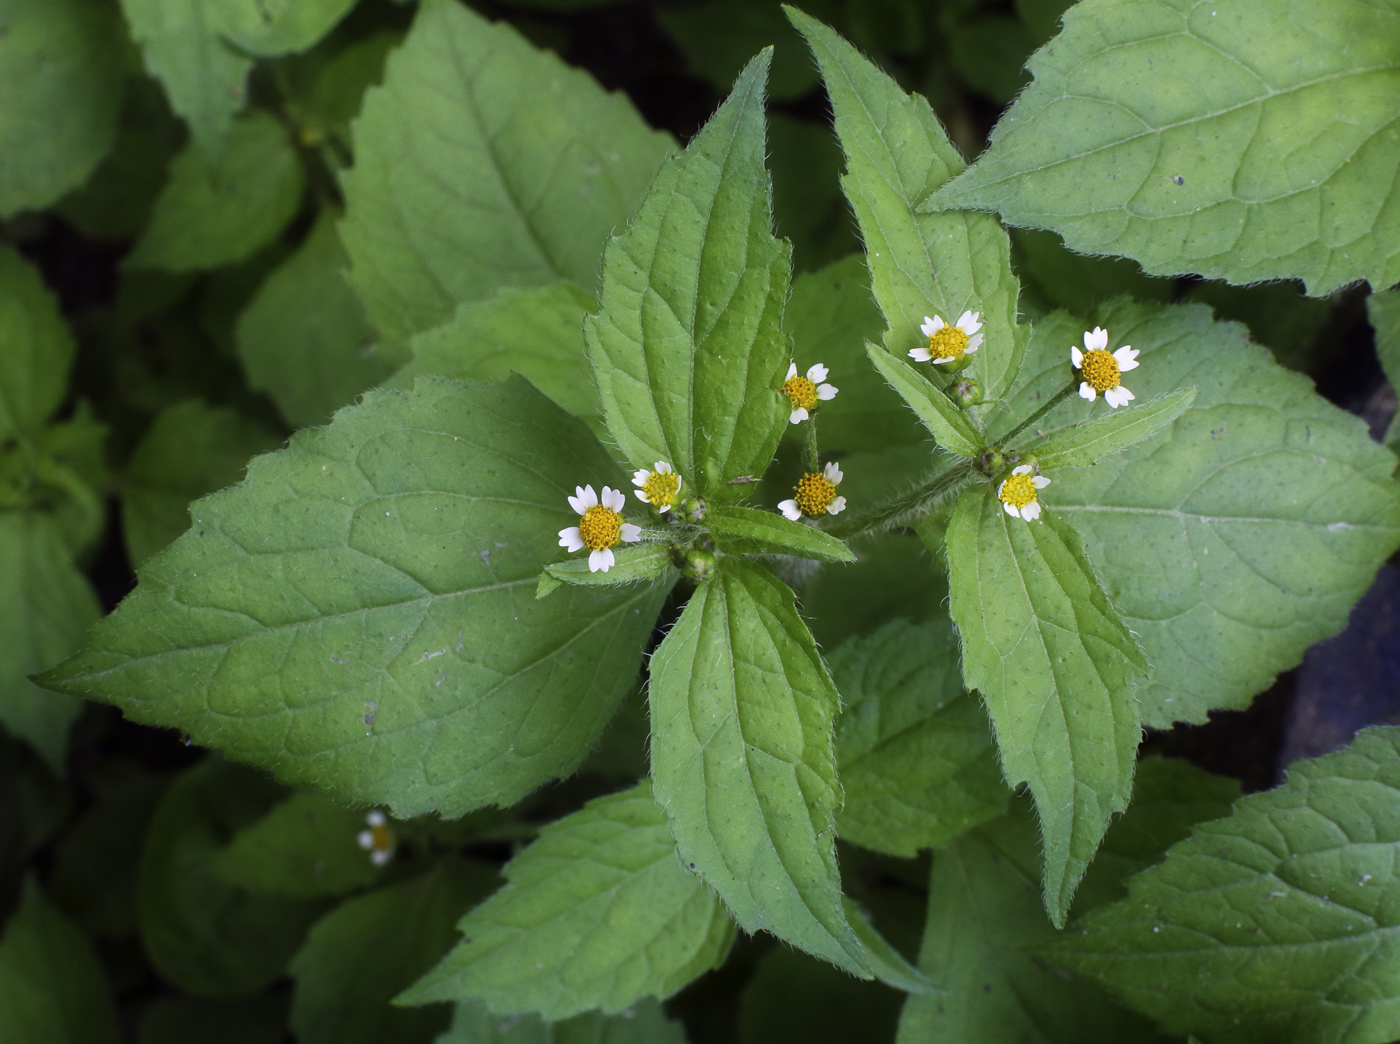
[823,457,976,541]
[1001,380,1078,446]
[803,414,820,473]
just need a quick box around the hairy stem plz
[1001,380,1078,445]
[824,457,977,541]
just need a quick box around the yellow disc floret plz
[793,472,839,517]
[578,504,622,551]
[783,375,819,411]
[998,472,1038,513]
[640,470,680,507]
[929,324,970,361]
[1079,348,1122,393]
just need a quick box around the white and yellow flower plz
[357,810,395,867]
[779,462,847,520]
[1072,327,1139,408]
[997,464,1050,522]
[782,362,838,424]
[910,310,983,365]
[559,485,642,572]
[632,462,682,509]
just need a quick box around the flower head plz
[910,311,983,365]
[997,464,1050,522]
[1071,327,1139,408]
[357,810,396,867]
[632,462,682,509]
[558,485,642,572]
[782,362,838,424]
[779,462,847,520]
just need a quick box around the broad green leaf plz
[0,882,119,1044]
[437,997,686,1044]
[790,9,1027,401]
[1024,387,1197,471]
[865,343,981,458]
[396,284,599,429]
[1368,289,1400,447]
[738,944,902,1044]
[401,783,735,1019]
[237,213,390,429]
[585,52,790,497]
[0,513,100,771]
[127,110,306,272]
[290,861,497,1044]
[138,758,322,996]
[707,504,854,563]
[1054,726,1400,1044]
[930,0,1400,295]
[831,618,1006,858]
[0,0,126,217]
[538,545,674,599]
[137,995,288,1044]
[122,399,282,568]
[843,897,939,996]
[649,557,870,975]
[220,0,357,57]
[216,788,385,898]
[0,245,74,439]
[340,0,672,349]
[945,486,1145,924]
[896,801,1165,1044]
[43,377,670,818]
[119,0,253,152]
[994,299,1400,727]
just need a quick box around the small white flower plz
[632,461,682,508]
[997,464,1050,522]
[910,310,984,364]
[780,461,847,519]
[557,484,641,572]
[357,810,395,866]
[1071,327,1139,407]
[782,362,839,424]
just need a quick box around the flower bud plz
[951,378,982,407]
[682,549,716,581]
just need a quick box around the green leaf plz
[215,788,385,898]
[865,343,981,458]
[220,0,358,57]
[538,545,674,599]
[402,783,734,1019]
[278,30,400,149]
[119,0,254,153]
[290,861,497,1044]
[585,52,790,497]
[831,618,1006,858]
[0,245,74,439]
[396,284,600,430]
[1053,726,1400,1044]
[0,513,100,771]
[122,399,282,568]
[136,995,288,1044]
[843,897,939,996]
[1368,289,1400,448]
[340,0,672,349]
[43,377,670,818]
[789,9,1027,401]
[0,882,120,1044]
[1024,387,1197,471]
[706,504,854,562]
[1010,228,1174,319]
[127,110,306,272]
[138,758,323,996]
[802,532,948,650]
[0,0,126,217]
[945,486,1145,925]
[929,0,1400,295]
[236,212,390,429]
[895,801,1166,1044]
[437,997,687,1044]
[994,299,1400,727]
[649,557,870,975]
[658,0,823,102]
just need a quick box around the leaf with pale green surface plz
[994,299,1400,727]
[402,783,735,1019]
[291,861,498,1044]
[340,0,672,350]
[42,377,669,818]
[865,343,981,458]
[1054,726,1400,1044]
[1024,387,1196,471]
[127,110,305,272]
[831,618,1005,858]
[537,546,674,599]
[706,504,854,562]
[843,897,939,996]
[436,998,686,1044]
[789,9,1027,402]
[237,213,389,429]
[585,52,789,497]
[220,0,357,57]
[0,245,74,439]
[0,882,119,1044]
[0,0,126,217]
[929,0,1400,295]
[945,486,1145,925]
[649,557,870,976]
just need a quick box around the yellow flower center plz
[783,375,819,411]
[368,823,393,853]
[1079,348,1121,392]
[578,504,622,551]
[641,470,680,506]
[930,325,969,360]
[999,473,1039,512]
[793,472,838,516]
